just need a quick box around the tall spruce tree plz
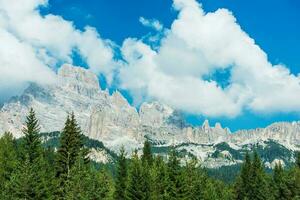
[181,158,207,200]
[167,147,184,200]
[249,151,270,200]
[234,152,252,200]
[150,156,170,200]
[114,146,128,200]
[141,140,152,199]
[56,113,87,197]
[141,140,153,166]
[0,132,18,198]
[9,109,53,199]
[22,108,42,163]
[126,150,148,200]
[273,163,292,200]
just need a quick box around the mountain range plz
[0,64,299,168]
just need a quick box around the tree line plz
[0,108,300,199]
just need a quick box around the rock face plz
[0,64,299,168]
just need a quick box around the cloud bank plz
[119,0,300,117]
[0,0,115,101]
[0,0,300,118]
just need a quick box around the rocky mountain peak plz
[58,64,100,90]
[202,119,210,130]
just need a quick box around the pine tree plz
[141,140,152,199]
[8,155,35,200]
[126,150,149,200]
[56,113,88,198]
[141,140,153,166]
[114,146,128,200]
[9,109,53,199]
[273,162,292,200]
[150,156,170,200]
[181,158,207,200]
[94,169,114,200]
[22,108,42,163]
[234,152,252,200]
[167,147,184,200]
[0,132,18,198]
[249,151,270,200]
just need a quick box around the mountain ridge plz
[0,64,299,168]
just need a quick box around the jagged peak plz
[214,122,222,129]
[58,64,100,89]
[202,119,210,130]
[111,90,129,106]
[139,101,173,115]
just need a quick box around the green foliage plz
[126,150,150,200]
[141,140,153,166]
[114,146,128,200]
[2,110,300,200]
[55,113,90,198]
[22,108,42,163]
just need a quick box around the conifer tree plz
[234,152,252,200]
[22,108,42,163]
[181,158,206,200]
[167,147,184,200]
[249,151,270,200]
[273,163,292,200]
[63,153,114,200]
[0,132,18,198]
[126,150,147,200]
[114,146,128,200]
[141,140,152,199]
[8,155,35,200]
[141,140,153,166]
[56,113,88,197]
[10,109,53,199]
[150,156,170,200]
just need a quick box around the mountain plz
[0,64,299,168]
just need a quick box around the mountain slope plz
[0,64,299,168]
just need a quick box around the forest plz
[0,108,300,200]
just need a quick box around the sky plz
[0,0,300,131]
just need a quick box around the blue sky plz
[0,0,299,131]
[40,0,300,131]
[44,0,300,75]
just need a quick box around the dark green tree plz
[22,108,42,163]
[234,152,252,200]
[56,113,88,197]
[273,163,292,200]
[150,156,170,200]
[0,132,18,198]
[249,152,270,200]
[167,147,184,200]
[141,140,153,166]
[126,150,149,200]
[64,155,113,200]
[9,109,53,199]
[114,146,128,200]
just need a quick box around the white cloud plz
[0,0,116,101]
[119,0,300,117]
[0,0,299,118]
[139,17,163,31]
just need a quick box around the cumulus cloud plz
[119,0,300,117]
[139,17,163,31]
[1,0,299,118]
[0,0,115,102]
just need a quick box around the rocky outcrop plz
[0,64,299,167]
